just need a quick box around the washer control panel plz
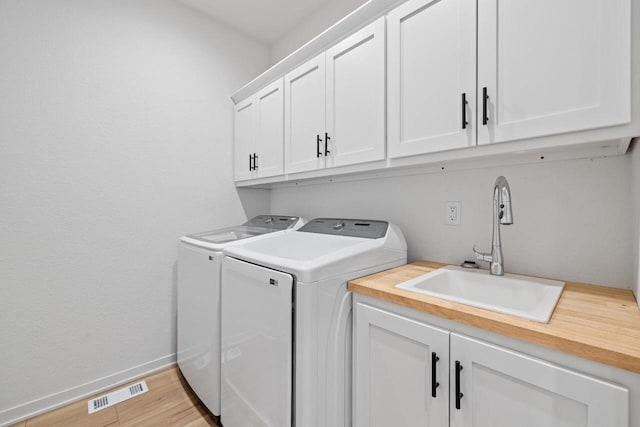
[299,218,388,238]
[244,215,300,230]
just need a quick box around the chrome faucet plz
[473,176,513,276]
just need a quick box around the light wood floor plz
[11,367,219,427]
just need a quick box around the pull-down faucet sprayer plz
[473,176,513,276]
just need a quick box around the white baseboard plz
[0,353,176,427]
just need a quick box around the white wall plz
[0,1,269,423]
[271,156,632,288]
[269,0,367,64]
[631,140,640,304]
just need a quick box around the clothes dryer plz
[221,218,407,427]
[177,215,304,418]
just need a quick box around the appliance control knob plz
[264,217,273,224]
[333,222,345,230]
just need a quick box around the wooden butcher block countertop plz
[348,261,640,374]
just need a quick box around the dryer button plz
[332,222,345,230]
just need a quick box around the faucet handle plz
[473,245,493,263]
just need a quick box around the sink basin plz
[395,266,565,323]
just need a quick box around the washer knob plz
[264,217,273,224]
[332,222,345,230]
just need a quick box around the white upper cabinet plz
[387,0,477,158]
[234,79,284,181]
[255,79,285,178]
[326,17,386,168]
[477,0,631,145]
[284,53,326,174]
[233,0,636,185]
[285,18,386,174]
[233,97,256,182]
[450,333,629,427]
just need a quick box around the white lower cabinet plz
[354,303,449,427]
[450,333,628,427]
[353,302,630,427]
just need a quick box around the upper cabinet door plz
[284,53,326,174]
[387,0,476,158]
[450,333,629,427]
[233,96,256,182]
[477,0,631,145]
[255,79,284,179]
[326,17,386,168]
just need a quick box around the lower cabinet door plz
[450,333,629,427]
[353,303,449,427]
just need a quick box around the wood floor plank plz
[119,403,216,427]
[23,367,217,427]
[114,367,208,425]
[8,422,26,427]
[25,398,118,427]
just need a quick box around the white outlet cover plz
[446,201,461,225]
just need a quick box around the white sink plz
[395,265,565,323]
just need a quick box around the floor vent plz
[88,380,149,414]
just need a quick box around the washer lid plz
[185,226,271,245]
[180,215,302,248]
[223,219,407,282]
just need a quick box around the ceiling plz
[178,0,332,45]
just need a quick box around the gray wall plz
[271,156,632,288]
[0,1,269,423]
[269,0,367,64]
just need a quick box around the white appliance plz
[177,215,304,418]
[221,218,407,427]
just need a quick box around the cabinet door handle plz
[249,154,253,171]
[455,360,464,410]
[462,93,469,129]
[316,134,322,158]
[324,132,331,155]
[253,153,258,170]
[482,87,489,125]
[431,352,440,398]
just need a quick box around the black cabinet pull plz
[482,87,489,125]
[324,133,331,155]
[462,93,468,129]
[431,352,440,398]
[455,360,464,410]
[316,134,322,158]
[249,154,253,171]
[253,153,258,170]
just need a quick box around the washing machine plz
[220,218,407,427]
[177,215,304,418]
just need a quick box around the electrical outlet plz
[445,201,461,225]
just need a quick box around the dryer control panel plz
[299,218,388,238]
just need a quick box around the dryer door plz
[221,256,294,427]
